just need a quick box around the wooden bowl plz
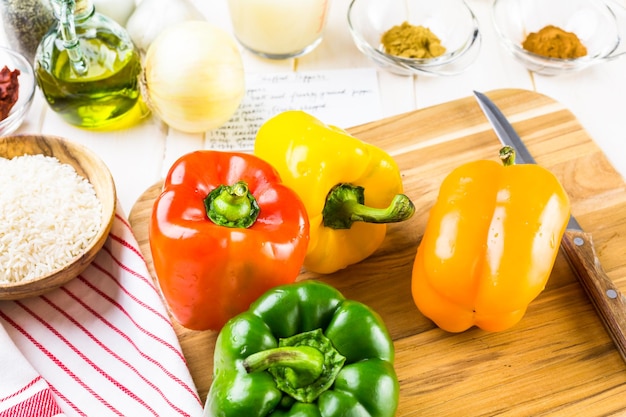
[0,134,116,300]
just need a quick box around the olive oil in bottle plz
[34,0,144,129]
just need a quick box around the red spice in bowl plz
[0,65,20,120]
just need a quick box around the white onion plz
[143,21,245,133]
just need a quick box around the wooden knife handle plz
[561,229,626,364]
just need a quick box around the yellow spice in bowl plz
[381,21,446,59]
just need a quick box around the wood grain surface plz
[129,89,626,416]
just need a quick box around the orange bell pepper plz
[412,147,571,332]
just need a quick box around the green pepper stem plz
[499,146,516,166]
[243,346,325,386]
[323,183,415,229]
[203,180,260,228]
[242,328,346,403]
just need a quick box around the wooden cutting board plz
[129,89,626,416]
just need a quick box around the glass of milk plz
[227,0,331,59]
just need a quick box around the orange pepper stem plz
[204,180,260,228]
[499,146,516,166]
[322,183,415,229]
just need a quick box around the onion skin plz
[143,21,245,133]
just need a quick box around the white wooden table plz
[4,0,626,216]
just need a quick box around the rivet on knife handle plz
[561,229,626,363]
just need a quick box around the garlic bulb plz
[143,21,245,133]
[125,0,204,52]
[93,0,135,26]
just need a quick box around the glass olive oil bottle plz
[34,0,143,129]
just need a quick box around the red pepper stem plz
[204,180,260,228]
[323,183,415,229]
[499,146,516,166]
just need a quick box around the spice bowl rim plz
[491,0,626,75]
[0,46,36,135]
[0,134,117,300]
[347,0,482,76]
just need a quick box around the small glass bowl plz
[492,0,626,76]
[347,0,481,77]
[0,47,35,135]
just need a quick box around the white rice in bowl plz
[0,154,103,283]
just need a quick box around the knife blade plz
[474,90,626,363]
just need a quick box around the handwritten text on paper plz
[205,69,381,151]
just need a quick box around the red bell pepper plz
[149,150,310,331]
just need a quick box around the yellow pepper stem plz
[322,183,415,229]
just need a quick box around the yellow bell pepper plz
[254,111,415,274]
[412,147,571,332]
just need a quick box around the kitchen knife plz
[474,90,626,363]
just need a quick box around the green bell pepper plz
[203,280,399,417]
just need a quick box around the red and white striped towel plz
[0,206,204,417]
